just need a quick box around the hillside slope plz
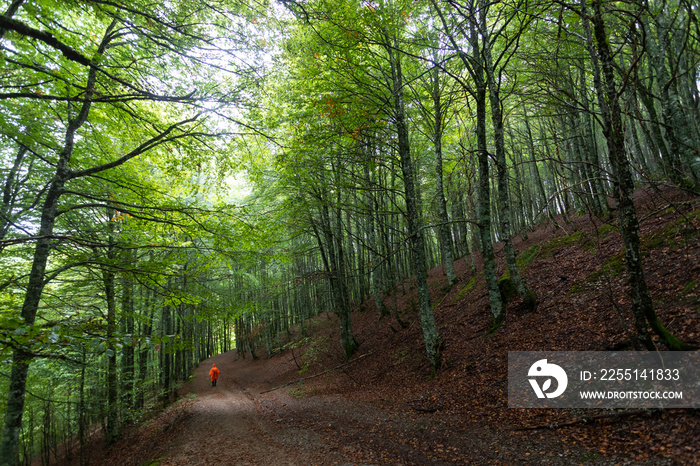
[264,185,699,464]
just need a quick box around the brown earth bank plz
[62,186,699,465]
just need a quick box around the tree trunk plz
[161,302,172,403]
[365,159,389,317]
[473,49,504,324]
[332,201,359,359]
[311,184,358,360]
[431,65,458,287]
[102,250,119,444]
[121,268,135,424]
[524,112,549,221]
[386,32,441,371]
[136,287,155,410]
[587,0,691,350]
[481,9,537,309]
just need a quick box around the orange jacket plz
[209,364,220,381]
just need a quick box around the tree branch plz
[0,15,91,66]
[67,115,202,180]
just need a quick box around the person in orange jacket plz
[209,363,220,387]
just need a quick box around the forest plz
[0,0,698,464]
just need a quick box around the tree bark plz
[480,5,537,309]
[431,64,458,287]
[121,272,135,423]
[587,0,691,350]
[386,30,441,371]
[102,241,119,444]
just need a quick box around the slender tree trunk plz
[311,185,358,360]
[524,112,549,221]
[473,55,504,323]
[161,302,172,403]
[386,32,441,371]
[332,201,358,359]
[481,11,537,309]
[78,349,86,464]
[121,271,134,424]
[102,247,119,444]
[136,287,154,410]
[365,159,388,317]
[431,65,458,287]
[587,0,691,350]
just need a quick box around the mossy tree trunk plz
[480,2,537,310]
[386,30,442,371]
[587,0,692,350]
[430,63,458,287]
[431,0,504,325]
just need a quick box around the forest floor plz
[68,186,699,465]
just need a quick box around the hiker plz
[209,363,220,387]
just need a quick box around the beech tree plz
[266,0,444,369]
[431,0,505,323]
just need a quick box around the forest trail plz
[121,350,636,466]
[153,352,317,465]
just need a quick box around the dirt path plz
[154,352,338,465]
[139,350,653,466]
